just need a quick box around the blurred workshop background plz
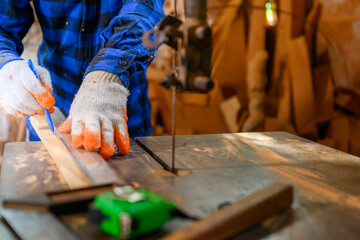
[1,0,360,162]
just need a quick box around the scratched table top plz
[1,132,360,240]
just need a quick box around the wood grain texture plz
[287,37,317,139]
[30,115,90,189]
[162,183,293,240]
[55,132,122,186]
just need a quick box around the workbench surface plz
[1,132,360,239]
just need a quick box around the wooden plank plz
[163,183,293,240]
[220,96,241,132]
[55,132,122,186]
[211,0,247,103]
[291,0,313,38]
[266,0,292,117]
[243,0,267,132]
[335,86,360,117]
[30,115,90,189]
[305,3,322,59]
[330,112,350,153]
[287,37,318,139]
[248,0,266,60]
[313,64,334,124]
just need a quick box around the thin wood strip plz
[30,115,90,189]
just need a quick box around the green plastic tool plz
[90,185,176,239]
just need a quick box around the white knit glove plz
[0,60,55,116]
[58,70,130,159]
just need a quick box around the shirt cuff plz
[84,48,137,88]
[0,51,23,69]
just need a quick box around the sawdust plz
[31,148,50,160]
[24,175,37,184]
[131,181,140,188]
[13,163,28,172]
[175,196,184,204]
[237,135,360,210]
[47,165,57,171]
[156,169,191,178]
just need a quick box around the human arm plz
[0,1,55,116]
[59,0,165,159]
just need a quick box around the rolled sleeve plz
[85,0,164,88]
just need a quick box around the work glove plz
[58,70,130,159]
[0,60,55,117]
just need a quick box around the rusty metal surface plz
[2,132,360,239]
[1,142,69,199]
[0,218,17,240]
[107,139,197,216]
[1,209,79,240]
[0,142,78,240]
[0,140,189,239]
[135,132,360,239]
[136,133,286,218]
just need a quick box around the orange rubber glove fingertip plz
[48,107,55,114]
[72,134,84,148]
[115,129,130,155]
[58,118,72,133]
[83,127,101,151]
[99,142,114,159]
[34,91,55,110]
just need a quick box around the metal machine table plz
[1,132,360,239]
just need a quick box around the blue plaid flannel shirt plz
[0,0,164,138]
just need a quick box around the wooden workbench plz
[1,132,360,239]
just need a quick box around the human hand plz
[58,70,130,159]
[0,60,55,116]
